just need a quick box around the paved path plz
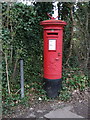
[44,106,84,119]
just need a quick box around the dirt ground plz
[2,88,90,119]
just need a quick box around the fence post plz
[20,59,24,98]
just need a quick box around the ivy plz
[2,2,53,114]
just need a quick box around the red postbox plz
[40,16,67,98]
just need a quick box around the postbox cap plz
[40,19,67,26]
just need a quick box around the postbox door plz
[44,30,63,80]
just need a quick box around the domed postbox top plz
[40,19,67,26]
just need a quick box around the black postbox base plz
[43,78,62,98]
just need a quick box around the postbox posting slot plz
[47,33,58,35]
[48,39,56,51]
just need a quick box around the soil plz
[2,88,90,119]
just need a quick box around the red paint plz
[40,19,67,80]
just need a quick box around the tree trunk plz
[65,4,74,66]
[5,53,10,94]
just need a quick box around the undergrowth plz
[2,67,89,116]
[59,67,88,101]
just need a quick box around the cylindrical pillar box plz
[40,18,67,98]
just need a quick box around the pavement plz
[44,106,84,119]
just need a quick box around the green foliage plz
[63,68,88,90]
[2,2,53,115]
[59,90,71,101]
[59,68,88,101]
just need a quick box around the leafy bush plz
[2,2,53,114]
[59,67,88,101]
